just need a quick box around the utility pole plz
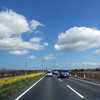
[25,61,27,75]
[42,55,44,72]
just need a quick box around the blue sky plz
[0,0,100,70]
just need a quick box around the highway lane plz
[59,77,100,100]
[7,75,100,100]
[17,76,82,100]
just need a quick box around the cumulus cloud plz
[92,49,100,55]
[0,37,48,51]
[30,37,42,43]
[0,9,43,38]
[27,55,36,59]
[0,10,29,38]
[29,20,44,32]
[43,54,56,60]
[0,9,48,55]
[9,50,29,55]
[54,27,100,51]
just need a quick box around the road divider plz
[67,85,84,98]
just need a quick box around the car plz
[53,70,58,75]
[46,71,53,77]
[59,71,69,78]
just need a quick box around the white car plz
[53,70,58,75]
[46,71,53,77]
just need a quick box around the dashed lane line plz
[58,78,62,82]
[67,85,84,98]
[55,75,84,98]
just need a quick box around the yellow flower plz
[0,72,45,88]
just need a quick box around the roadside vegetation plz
[0,72,45,100]
[0,68,41,78]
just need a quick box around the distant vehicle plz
[53,70,58,75]
[60,71,69,78]
[46,71,53,77]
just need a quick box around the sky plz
[0,0,100,70]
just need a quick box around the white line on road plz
[15,76,44,100]
[67,85,84,98]
[54,75,57,77]
[70,77,100,87]
[58,78,62,82]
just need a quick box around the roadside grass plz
[0,74,45,100]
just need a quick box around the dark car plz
[60,71,69,78]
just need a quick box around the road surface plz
[7,75,100,100]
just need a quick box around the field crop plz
[0,72,45,100]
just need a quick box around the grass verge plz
[0,74,44,100]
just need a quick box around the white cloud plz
[30,37,42,43]
[0,9,43,38]
[27,55,36,59]
[0,9,48,55]
[29,20,44,32]
[43,54,56,60]
[92,49,100,55]
[0,37,22,50]
[72,62,100,66]
[82,62,99,66]
[0,10,29,38]
[0,37,48,52]
[54,27,100,51]
[71,63,81,66]
[9,50,28,55]
[55,64,63,67]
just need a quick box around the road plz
[7,75,100,100]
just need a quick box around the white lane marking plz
[15,76,44,100]
[67,85,84,98]
[58,78,62,82]
[54,75,57,77]
[70,77,100,87]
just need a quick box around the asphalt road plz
[7,75,100,100]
